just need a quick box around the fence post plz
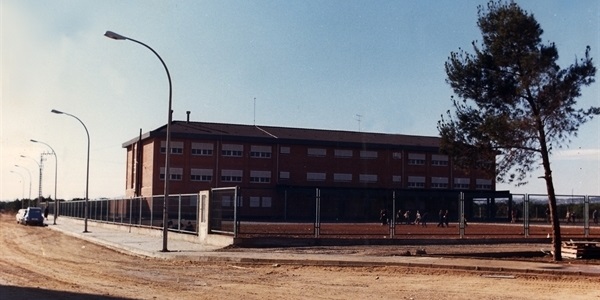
[315,188,320,238]
[584,195,590,237]
[525,195,530,237]
[234,186,239,238]
[390,190,396,238]
[178,194,182,230]
[459,192,465,238]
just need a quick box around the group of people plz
[379,209,454,227]
[543,207,598,225]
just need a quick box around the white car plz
[16,209,26,223]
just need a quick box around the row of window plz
[159,141,455,166]
[219,195,272,208]
[159,168,492,190]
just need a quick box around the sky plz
[1,0,599,201]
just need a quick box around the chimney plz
[186,111,191,123]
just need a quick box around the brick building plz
[123,120,508,222]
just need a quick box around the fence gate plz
[209,186,239,236]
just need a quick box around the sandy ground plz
[1,214,599,300]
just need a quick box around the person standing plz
[444,210,449,227]
[437,210,445,227]
[380,208,388,225]
[396,210,403,225]
[404,211,411,225]
[414,210,421,225]
[593,209,598,225]
[421,212,428,227]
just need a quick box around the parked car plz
[16,209,26,223]
[20,207,44,226]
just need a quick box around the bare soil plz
[1,213,599,300]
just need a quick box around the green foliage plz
[0,199,24,213]
[438,0,598,186]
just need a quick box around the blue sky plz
[2,0,599,200]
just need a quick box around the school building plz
[122,118,510,222]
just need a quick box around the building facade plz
[123,121,506,222]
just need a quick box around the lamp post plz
[9,170,25,203]
[14,164,32,204]
[20,155,42,206]
[105,30,173,252]
[31,139,58,225]
[52,109,90,233]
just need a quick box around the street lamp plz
[105,30,173,252]
[20,155,42,206]
[9,170,25,202]
[52,109,90,233]
[14,164,32,204]
[31,139,58,225]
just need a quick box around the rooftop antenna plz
[253,97,256,126]
[355,114,363,132]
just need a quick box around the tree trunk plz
[535,112,562,261]
[546,179,562,261]
[539,139,562,261]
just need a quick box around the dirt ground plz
[1,214,599,300]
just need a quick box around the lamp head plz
[30,139,38,143]
[51,109,63,114]
[20,155,26,158]
[104,31,127,40]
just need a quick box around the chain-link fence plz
[45,190,600,239]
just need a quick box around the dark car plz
[21,207,44,226]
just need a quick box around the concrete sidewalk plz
[45,217,600,277]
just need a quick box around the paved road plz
[47,217,600,277]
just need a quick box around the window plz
[160,141,183,154]
[454,178,470,189]
[334,149,353,158]
[221,195,232,207]
[249,196,272,208]
[307,172,326,181]
[249,196,260,207]
[359,174,377,183]
[250,170,271,183]
[191,143,214,156]
[360,150,378,159]
[280,146,290,154]
[222,144,243,157]
[408,176,425,188]
[279,171,290,180]
[250,145,272,158]
[392,152,403,159]
[307,148,326,157]
[476,179,492,190]
[333,173,352,182]
[431,177,449,189]
[408,153,426,165]
[262,197,272,208]
[392,175,402,183]
[221,169,243,182]
[159,167,182,181]
[190,168,213,182]
[431,154,449,166]
[170,168,183,180]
